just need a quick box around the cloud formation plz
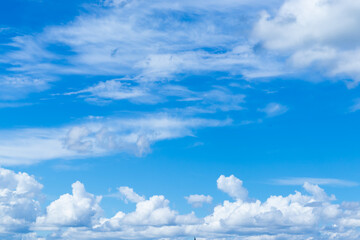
[118,186,145,203]
[0,170,360,239]
[274,177,359,187]
[36,181,102,228]
[0,114,230,165]
[217,174,248,201]
[0,168,42,239]
[254,0,360,86]
[0,0,282,104]
[258,102,288,117]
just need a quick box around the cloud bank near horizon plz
[0,168,359,240]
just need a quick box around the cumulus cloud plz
[118,187,145,203]
[185,194,213,208]
[217,175,248,201]
[42,175,360,240]
[97,187,201,235]
[253,0,360,85]
[1,168,360,239]
[0,168,42,238]
[36,181,102,228]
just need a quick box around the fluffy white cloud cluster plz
[253,0,360,85]
[0,168,42,238]
[2,168,360,239]
[0,114,229,165]
[98,195,200,229]
[34,175,360,240]
[36,181,102,228]
[217,174,248,200]
[118,186,145,203]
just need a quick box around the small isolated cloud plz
[258,102,288,117]
[350,99,360,112]
[217,175,248,201]
[118,186,145,203]
[185,194,213,208]
[273,177,358,187]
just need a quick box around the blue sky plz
[2,0,360,239]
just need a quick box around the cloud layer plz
[1,168,360,239]
[0,114,229,166]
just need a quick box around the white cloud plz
[350,99,360,112]
[1,169,360,239]
[98,188,201,232]
[0,75,49,100]
[273,177,358,187]
[185,194,213,208]
[217,175,248,201]
[0,0,285,104]
[36,181,102,228]
[253,0,360,85]
[66,78,246,113]
[43,177,360,240]
[0,114,230,165]
[0,168,42,237]
[258,102,288,117]
[118,187,145,203]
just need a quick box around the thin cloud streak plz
[272,177,358,187]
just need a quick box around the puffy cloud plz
[258,102,288,117]
[185,194,213,208]
[217,175,248,201]
[44,178,360,240]
[98,189,201,232]
[2,170,360,239]
[253,0,360,85]
[0,114,230,165]
[36,181,102,228]
[118,187,145,203]
[0,168,42,238]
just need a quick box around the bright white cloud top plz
[0,168,359,239]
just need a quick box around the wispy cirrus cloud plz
[65,78,246,113]
[258,102,288,117]
[0,114,230,166]
[273,177,358,187]
[0,0,283,105]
